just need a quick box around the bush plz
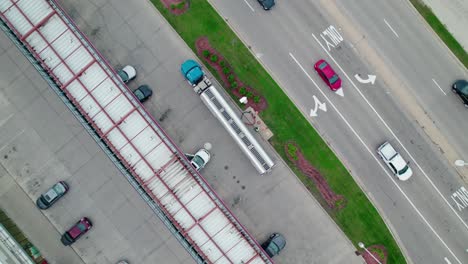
[239,87,247,95]
[227,74,235,82]
[176,1,185,9]
[210,54,218,62]
[202,50,210,58]
[287,143,298,161]
[220,60,226,67]
[223,66,230,75]
[246,91,253,98]
[170,4,176,10]
[253,95,260,103]
[230,81,238,89]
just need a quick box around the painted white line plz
[242,0,255,12]
[311,33,467,263]
[444,257,452,264]
[432,79,447,95]
[0,113,14,128]
[384,19,399,38]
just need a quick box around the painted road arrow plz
[354,74,376,84]
[310,95,327,117]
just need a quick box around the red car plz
[314,59,342,91]
[61,217,92,246]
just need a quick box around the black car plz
[36,181,69,209]
[133,85,153,103]
[452,80,468,107]
[261,233,286,257]
[258,0,275,10]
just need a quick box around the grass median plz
[151,0,406,263]
[409,0,468,68]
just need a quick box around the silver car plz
[377,142,413,181]
[36,181,69,209]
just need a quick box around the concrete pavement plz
[421,0,468,51]
[0,0,364,263]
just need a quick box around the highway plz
[208,0,468,263]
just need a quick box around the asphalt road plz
[207,0,468,263]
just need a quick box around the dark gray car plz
[452,80,468,107]
[36,181,69,209]
[133,85,153,103]
[261,233,286,257]
[257,0,275,10]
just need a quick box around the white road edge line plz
[242,0,255,12]
[312,32,468,233]
[432,79,447,95]
[384,19,399,38]
[445,257,453,264]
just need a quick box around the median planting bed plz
[152,0,404,263]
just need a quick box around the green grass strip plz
[150,0,406,263]
[409,0,468,68]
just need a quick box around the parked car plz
[190,148,211,171]
[133,85,153,103]
[36,181,69,209]
[257,0,275,10]
[377,141,413,181]
[261,233,286,257]
[117,65,136,83]
[61,217,92,246]
[314,59,342,91]
[452,79,468,107]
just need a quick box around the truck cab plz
[181,60,204,86]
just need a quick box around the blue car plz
[258,0,275,10]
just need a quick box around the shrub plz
[202,50,210,58]
[286,143,298,161]
[253,95,260,103]
[176,1,185,9]
[223,66,230,75]
[227,74,235,82]
[246,91,253,98]
[210,54,218,62]
[239,87,247,95]
[230,81,238,89]
[219,60,226,67]
[170,4,176,10]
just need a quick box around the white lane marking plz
[313,32,468,232]
[432,79,447,95]
[0,113,14,128]
[445,257,452,264]
[290,52,463,264]
[310,95,327,117]
[384,19,399,38]
[242,0,255,12]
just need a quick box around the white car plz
[377,141,413,181]
[190,148,211,171]
[117,65,136,83]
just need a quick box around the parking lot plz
[0,0,363,263]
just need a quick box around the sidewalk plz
[421,0,468,51]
